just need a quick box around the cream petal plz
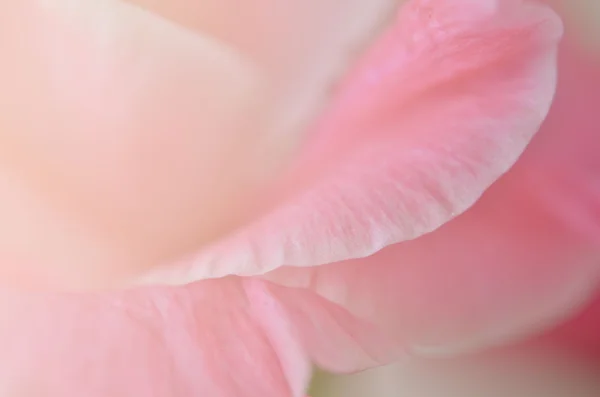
[0,0,275,288]
[126,0,403,148]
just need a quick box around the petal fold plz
[265,28,600,357]
[0,278,404,395]
[143,0,563,284]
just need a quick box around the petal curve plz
[265,28,600,356]
[142,0,563,284]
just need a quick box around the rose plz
[0,0,584,396]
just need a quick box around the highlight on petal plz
[142,0,563,284]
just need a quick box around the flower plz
[0,0,572,396]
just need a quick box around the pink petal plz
[541,293,600,357]
[262,281,402,373]
[0,279,310,396]
[0,278,402,395]
[265,23,600,356]
[143,0,563,284]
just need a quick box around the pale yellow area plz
[126,0,401,166]
[0,0,270,288]
[0,0,403,288]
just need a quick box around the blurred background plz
[310,1,600,396]
[310,347,600,397]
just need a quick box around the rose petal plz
[262,281,403,373]
[0,277,402,395]
[265,172,600,356]
[264,27,600,355]
[0,0,286,288]
[0,280,311,396]
[125,0,401,148]
[143,0,563,284]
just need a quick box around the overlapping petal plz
[0,280,310,396]
[0,0,275,288]
[145,0,563,284]
[265,10,600,359]
[0,0,579,395]
[0,0,403,289]
[0,277,403,396]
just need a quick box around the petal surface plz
[265,18,600,357]
[0,279,400,396]
[125,0,402,146]
[0,0,278,288]
[0,280,310,397]
[0,0,404,289]
[143,0,563,284]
